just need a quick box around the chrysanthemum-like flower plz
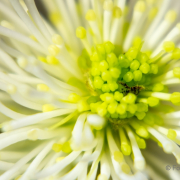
[0,0,180,179]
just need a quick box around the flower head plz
[0,0,180,179]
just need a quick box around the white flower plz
[0,0,180,180]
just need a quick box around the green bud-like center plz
[78,41,166,126]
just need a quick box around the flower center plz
[77,40,162,126]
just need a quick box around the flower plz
[0,0,180,179]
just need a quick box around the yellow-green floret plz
[76,40,164,126]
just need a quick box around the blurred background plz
[35,0,47,17]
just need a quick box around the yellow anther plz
[113,151,124,162]
[148,7,158,20]
[52,143,63,152]
[56,156,65,163]
[52,34,63,45]
[165,10,177,23]
[113,6,122,18]
[119,128,132,156]
[136,135,146,149]
[77,99,90,112]
[167,129,177,140]
[135,1,146,12]
[27,129,38,141]
[89,27,94,36]
[46,56,59,65]
[7,84,17,94]
[97,174,108,180]
[133,36,142,48]
[62,141,72,153]
[29,35,38,41]
[48,45,60,56]
[103,0,114,11]
[172,48,180,59]
[17,57,28,68]
[136,126,149,139]
[121,163,131,174]
[170,92,180,105]
[173,67,180,78]
[65,45,71,51]
[76,26,86,39]
[49,12,61,25]
[38,56,47,63]
[123,6,129,16]
[68,93,81,103]
[144,50,152,57]
[163,41,175,52]
[37,84,49,92]
[1,20,14,29]
[42,104,55,112]
[121,143,131,156]
[86,9,96,21]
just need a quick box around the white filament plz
[125,126,145,171]
[103,10,112,41]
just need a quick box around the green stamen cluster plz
[74,40,180,130]
[80,41,161,121]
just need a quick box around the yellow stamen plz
[113,151,124,162]
[86,9,96,21]
[48,45,60,56]
[49,12,61,25]
[47,56,59,65]
[38,56,47,63]
[37,84,49,92]
[167,129,177,140]
[76,26,86,39]
[56,156,65,163]
[119,128,132,156]
[7,84,17,94]
[29,35,38,42]
[68,93,81,103]
[77,99,90,112]
[121,163,131,174]
[113,6,122,18]
[103,0,114,11]
[62,141,72,153]
[52,34,63,45]
[42,104,55,112]
[52,143,63,152]
[135,1,146,12]
[165,10,177,23]
[148,7,158,21]
[163,41,175,52]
